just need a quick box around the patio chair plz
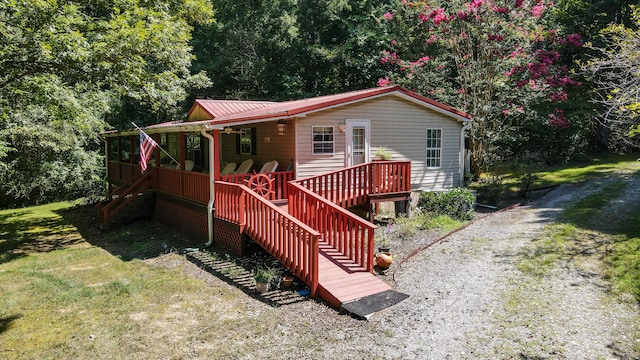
[234,159,254,174]
[184,160,195,171]
[220,162,237,175]
[258,160,279,173]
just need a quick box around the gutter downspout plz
[201,127,215,247]
[460,122,471,187]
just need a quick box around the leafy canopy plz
[0,0,213,208]
[380,0,583,170]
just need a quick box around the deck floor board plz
[274,199,393,308]
[317,240,391,307]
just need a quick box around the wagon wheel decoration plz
[245,173,275,199]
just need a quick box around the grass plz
[508,153,640,307]
[532,152,640,187]
[0,201,258,359]
[472,152,640,206]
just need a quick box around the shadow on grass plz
[53,205,310,308]
[0,209,86,264]
[0,315,22,335]
[559,175,640,240]
[186,250,312,308]
[54,205,196,261]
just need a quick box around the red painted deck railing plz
[108,161,295,204]
[155,167,210,204]
[288,182,376,272]
[288,161,411,272]
[108,161,141,183]
[215,181,321,297]
[220,171,294,200]
[369,161,412,195]
[293,161,411,208]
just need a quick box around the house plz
[100,85,472,309]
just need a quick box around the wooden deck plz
[317,241,391,308]
[103,160,411,310]
[276,201,392,308]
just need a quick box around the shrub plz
[418,188,475,221]
[477,172,504,205]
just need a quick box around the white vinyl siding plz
[425,129,442,168]
[295,96,463,190]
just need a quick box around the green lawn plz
[513,153,640,302]
[0,202,251,358]
[2,152,640,358]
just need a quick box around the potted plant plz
[377,223,392,253]
[281,275,295,289]
[374,146,392,161]
[253,265,276,294]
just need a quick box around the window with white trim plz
[425,129,442,168]
[312,126,334,154]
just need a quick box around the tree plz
[0,0,213,208]
[380,0,583,171]
[191,0,388,100]
[586,6,640,152]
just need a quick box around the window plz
[160,133,179,165]
[426,129,442,168]
[352,127,365,157]
[312,126,334,154]
[240,128,252,155]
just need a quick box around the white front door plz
[346,119,370,167]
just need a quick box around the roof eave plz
[102,122,225,137]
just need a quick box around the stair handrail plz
[288,181,377,272]
[101,168,156,229]
[215,181,321,297]
[96,169,147,222]
[292,163,371,208]
[291,161,411,208]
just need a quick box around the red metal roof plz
[128,86,471,134]
[187,99,276,119]
[195,86,471,126]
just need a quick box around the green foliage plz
[475,172,505,206]
[191,0,387,100]
[586,6,640,153]
[0,0,213,208]
[381,0,587,171]
[418,188,475,221]
[252,265,277,283]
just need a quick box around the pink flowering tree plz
[380,0,582,171]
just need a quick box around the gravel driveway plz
[148,178,639,359]
[371,181,640,359]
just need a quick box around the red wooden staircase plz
[215,161,411,309]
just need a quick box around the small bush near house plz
[418,188,475,221]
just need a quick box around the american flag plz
[139,129,157,173]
